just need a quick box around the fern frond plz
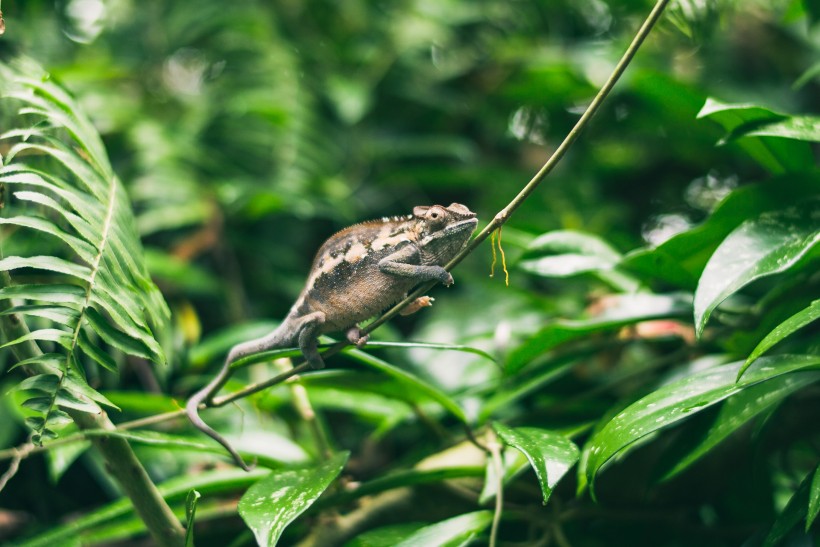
[0,61,169,442]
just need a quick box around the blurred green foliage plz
[0,0,818,545]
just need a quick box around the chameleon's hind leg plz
[295,311,327,369]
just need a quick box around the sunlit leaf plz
[582,355,820,495]
[493,423,579,504]
[622,175,819,288]
[659,372,820,480]
[739,299,820,378]
[238,451,349,546]
[694,203,820,337]
[393,511,493,547]
[697,98,815,172]
[0,63,170,440]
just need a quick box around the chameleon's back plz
[289,215,422,332]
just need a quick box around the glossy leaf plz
[739,299,820,378]
[393,511,493,547]
[697,98,815,172]
[622,175,819,288]
[659,372,820,480]
[493,423,579,504]
[238,451,349,546]
[346,523,427,547]
[508,293,691,373]
[694,203,820,337]
[808,466,820,531]
[583,354,820,493]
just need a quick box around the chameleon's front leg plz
[378,244,454,286]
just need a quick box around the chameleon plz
[186,203,478,469]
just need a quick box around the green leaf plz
[392,511,493,547]
[583,354,820,495]
[346,349,468,424]
[808,466,820,531]
[507,293,691,373]
[238,451,349,546]
[0,255,91,281]
[185,490,201,547]
[346,523,428,547]
[0,304,79,324]
[659,372,820,480]
[0,283,85,307]
[738,115,820,142]
[0,63,170,387]
[694,203,820,337]
[1,328,73,350]
[764,467,815,546]
[492,423,580,504]
[739,299,820,378]
[519,230,622,277]
[697,98,815,172]
[622,175,819,288]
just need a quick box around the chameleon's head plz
[413,203,478,263]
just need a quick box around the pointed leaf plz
[492,423,579,504]
[583,354,820,494]
[185,489,201,547]
[622,175,819,288]
[0,284,85,307]
[739,299,820,378]
[808,466,820,531]
[660,372,820,480]
[0,255,91,281]
[394,511,493,547]
[697,98,814,172]
[694,204,820,337]
[1,328,73,349]
[238,451,349,546]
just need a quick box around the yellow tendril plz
[489,228,509,286]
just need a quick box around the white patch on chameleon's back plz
[372,232,410,251]
[345,241,368,262]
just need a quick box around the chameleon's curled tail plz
[185,359,254,471]
[185,328,291,471]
